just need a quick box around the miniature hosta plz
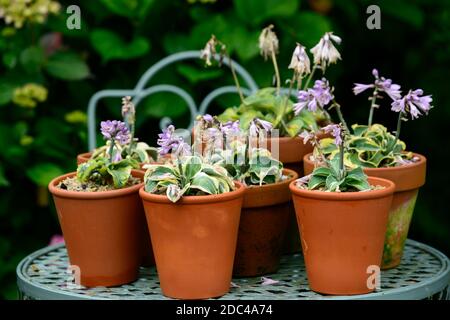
[74,120,139,190]
[144,156,235,203]
[316,123,413,168]
[298,124,371,192]
[90,97,157,164]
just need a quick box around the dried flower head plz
[288,43,311,78]
[391,89,433,120]
[0,0,61,29]
[200,35,218,66]
[258,25,279,61]
[310,32,342,69]
[121,96,136,126]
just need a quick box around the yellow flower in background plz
[65,110,87,124]
[0,0,61,29]
[20,135,34,146]
[12,83,48,108]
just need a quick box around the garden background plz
[1,0,449,299]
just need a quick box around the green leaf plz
[90,29,150,63]
[325,174,341,192]
[107,160,134,188]
[287,12,332,48]
[166,183,189,203]
[234,0,299,26]
[182,156,203,181]
[20,46,45,74]
[45,52,90,80]
[26,163,64,186]
[176,64,223,84]
[0,81,14,106]
[2,52,17,69]
[308,174,326,190]
[191,172,219,194]
[100,0,154,19]
[0,165,9,187]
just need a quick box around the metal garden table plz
[16,239,449,300]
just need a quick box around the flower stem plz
[279,74,296,134]
[108,139,115,163]
[339,140,345,180]
[128,123,135,155]
[227,54,245,103]
[368,88,378,127]
[303,65,318,89]
[394,111,403,146]
[331,100,349,133]
[271,49,281,95]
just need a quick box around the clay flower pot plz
[77,152,92,165]
[303,152,426,269]
[48,170,145,287]
[233,169,298,277]
[140,182,245,299]
[289,177,395,295]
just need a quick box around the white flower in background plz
[310,32,342,69]
[258,24,279,60]
[200,35,218,66]
[288,43,311,77]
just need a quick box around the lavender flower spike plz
[353,68,402,101]
[249,118,273,137]
[157,125,183,156]
[220,120,240,136]
[322,124,342,146]
[100,120,130,145]
[294,78,334,115]
[391,89,433,119]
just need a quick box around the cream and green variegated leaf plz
[144,156,236,203]
[316,124,411,168]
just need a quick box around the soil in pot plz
[48,170,145,287]
[233,169,298,277]
[303,152,426,269]
[290,177,395,295]
[140,182,245,300]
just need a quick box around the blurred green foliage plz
[1,0,449,299]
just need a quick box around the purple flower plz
[391,89,433,119]
[202,114,214,123]
[249,118,273,137]
[220,120,240,136]
[157,125,184,156]
[294,78,333,115]
[298,130,315,144]
[112,151,122,163]
[353,69,402,101]
[174,141,192,157]
[100,120,130,145]
[322,124,342,146]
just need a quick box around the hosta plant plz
[90,96,157,163]
[201,28,345,137]
[144,124,235,203]
[297,124,370,192]
[194,114,283,186]
[308,68,433,168]
[76,120,139,189]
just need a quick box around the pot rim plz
[289,176,395,201]
[48,170,144,199]
[139,181,245,204]
[304,152,426,173]
[245,168,298,192]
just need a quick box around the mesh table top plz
[17,239,449,300]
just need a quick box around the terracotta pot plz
[48,170,145,287]
[77,152,92,165]
[303,152,426,269]
[233,169,298,277]
[140,182,245,299]
[290,177,395,295]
